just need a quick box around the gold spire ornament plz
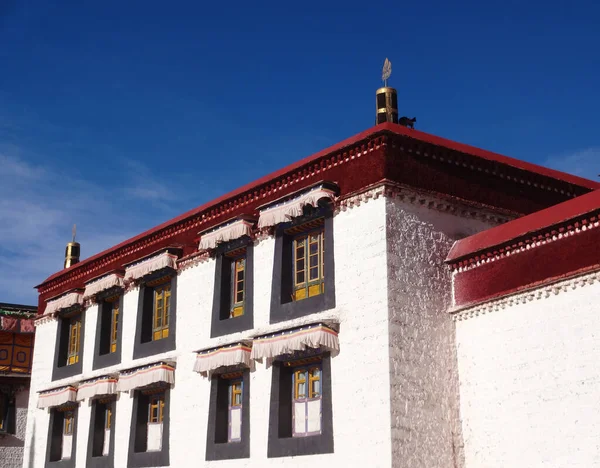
[382,58,392,87]
[64,224,81,269]
[375,58,398,125]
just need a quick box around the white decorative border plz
[451,216,600,273]
[335,183,511,226]
[452,268,600,321]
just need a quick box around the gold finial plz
[64,224,81,269]
[382,58,392,87]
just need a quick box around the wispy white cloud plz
[543,147,600,180]
[0,150,188,305]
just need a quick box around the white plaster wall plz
[0,387,30,468]
[456,276,600,468]
[386,197,495,468]
[22,319,56,468]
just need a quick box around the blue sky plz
[1,0,599,304]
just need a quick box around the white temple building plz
[22,111,600,467]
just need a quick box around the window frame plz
[0,391,14,435]
[151,281,171,342]
[210,239,254,338]
[205,369,250,460]
[270,206,336,324]
[267,353,333,458]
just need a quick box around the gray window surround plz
[52,309,85,381]
[127,388,170,467]
[267,353,333,458]
[92,290,124,371]
[269,207,336,324]
[210,238,254,338]
[46,406,78,467]
[205,369,250,460]
[86,399,116,468]
[132,271,177,360]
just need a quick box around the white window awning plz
[198,219,254,251]
[257,185,336,228]
[124,252,177,282]
[44,292,83,316]
[37,386,78,409]
[117,363,175,393]
[83,273,124,299]
[76,377,118,401]
[250,324,339,361]
[193,343,252,377]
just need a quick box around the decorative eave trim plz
[336,181,513,226]
[37,134,388,295]
[388,134,587,198]
[451,267,600,321]
[449,212,600,272]
[177,250,212,272]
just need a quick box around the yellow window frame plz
[149,394,165,423]
[105,406,112,430]
[293,229,325,301]
[293,365,321,400]
[152,283,171,341]
[64,411,74,435]
[230,257,245,318]
[109,299,119,353]
[67,317,81,365]
[230,380,243,407]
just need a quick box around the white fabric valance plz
[198,220,253,250]
[37,386,77,409]
[251,324,339,361]
[257,186,336,228]
[84,274,124,299]
[117,363,175,393]
[76,377,118,401]
[44,292,83,316]
[193,344,252,377]
[124,252,177,282]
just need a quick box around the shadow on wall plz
[26,418,35,468]
[0,432,24,447]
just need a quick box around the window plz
[129,389,170,466]
[205,370,250,460]
[228,379,243,442]
[292,365,321,436]
[210,243,254,338]
[53,311,85,380]
[133,274,177,360]
[270,207,336,324]
[88,399,115,463]
[67,317,81,365]
[152,283,171,341]
[64,411,74,435]
[66,318,81,366]
[105,406,112,430]
[293,229,325,301]
[267,354,333,458]
[48,407,77,463]
[230,257,245,318]
[94,293,123,370]
[149,394,165,424]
